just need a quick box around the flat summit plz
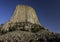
[0,5,60,42]
[11,5,40,24]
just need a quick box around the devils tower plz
[2,5,40,31]
[0,5,60,42]
[10,5,40,24]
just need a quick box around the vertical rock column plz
[2,5,41,31]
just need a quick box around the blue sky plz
[0,0,60,33]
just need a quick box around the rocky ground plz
[0,28,60,42]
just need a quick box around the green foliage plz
[20,28,29,32]
[0,30,8,35]
[0,27,7,35]
[31,24,40,33]
[1,30,6,34]
[41,27,46,30]
[9,25,17,32]
[9,22,29,32]
[31,28,40,33]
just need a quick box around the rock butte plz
[2,5,41,31]
[0,5,60,42]
[11,5,40,24]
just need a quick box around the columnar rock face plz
[10,5,40,24]
[2,5,40,31]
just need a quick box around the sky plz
[0,0,60,33]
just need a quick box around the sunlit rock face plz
[10,5,40,24]
[2,5,40,31]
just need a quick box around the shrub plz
[31,28,40,33]
[20,28,29,32]
[9,25,16,32]
[1,30,8,35]
[41,27,46,30]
